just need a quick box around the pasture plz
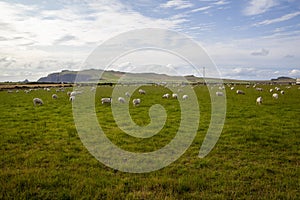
[0,84,299,199]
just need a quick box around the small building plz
[296,78,300,85]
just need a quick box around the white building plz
[296,78,300,85]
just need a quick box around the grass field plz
[0,84,299,199]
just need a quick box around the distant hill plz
[37,69,204,84]
[37,69,296,85]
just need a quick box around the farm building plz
[296,78,300,85]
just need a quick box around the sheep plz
[182,94,188,100]
[270,89,274,93]
[256,88,263,91]
[101,97,112,104]
[236,90,245,95]
[275,87,281,91]
[230,87,234,90]
[90,87,96,92]
[177,88,183,93]
[33,98,43,106]
[7,90,13,93]
[133,98,141,106]
[69,96,75,101]
[256,96,263,105]
[162,93,170,98]
[52,94,58,99]
[118,97,125,103]
[281,90,285,95]
[216,91,224,96]
[272,93,279,99]
[138,89,146,95]
[172,93,178,99]
[125,92,130,97]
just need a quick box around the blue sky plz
[0,0,299,81]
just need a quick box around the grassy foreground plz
[0,84,299,199]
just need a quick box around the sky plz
[0,0,300,81]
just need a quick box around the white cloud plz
[289,69,300,77]
[190,6,211,13]
[244,0,277,16]
[0,0,186,81]
[160,0,194,10]
[254,11,300,26]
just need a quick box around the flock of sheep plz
[100,89,188,107]
[28,86,192,107]
[213,84,290,106]
[5,83,296,107]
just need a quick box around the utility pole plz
[203,67,205,78]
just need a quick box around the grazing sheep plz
[270,89,274,93]
[7,90,13,93]
[133,98,141,106]
[177,88,183,93]
[162,93,170,98]
[236,90,245,95]
[125,92,130,97]
[90,87,96,92]
[272,93,279,99]
[52,94,58,99]
[275,87,281,91]
[256,88,263,91]
[182,94,188,100]
[216,91,224,96]
[101,97,112,104]
[118,97,125,103]
[24,90,30,94]
[33,98,43,106]
[15,90,19,93]
[281,90,285,95]
[172,93,178,99]
[246,85,250,88]
[138,89,146,95]
[69,96,75,101]
[256,96,263,105]
[230,87,234,90]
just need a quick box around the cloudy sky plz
[0,0,299,81]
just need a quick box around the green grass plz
[0,85,299,199]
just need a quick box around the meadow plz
[0,84,299,199]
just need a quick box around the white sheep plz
[33,98,43,106]
[52,94,58,99]
[101,97,112,104]
[162,93,170,98]
[236,90,245,95]
[133,98,141,106]
[216,91,224,96]
[281,90,285,95]
[182,94,188,100]
[270,89,274,93]
[272,93,279,99]
[275,87,281,91]
[69,96,75,101]
[256,96,263,105]
[230,87,234,90]
[172,93,178,99]
[138,89,146,95]
[256,88,263,91]
[125,92,130,97]
[118,97,125,103]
